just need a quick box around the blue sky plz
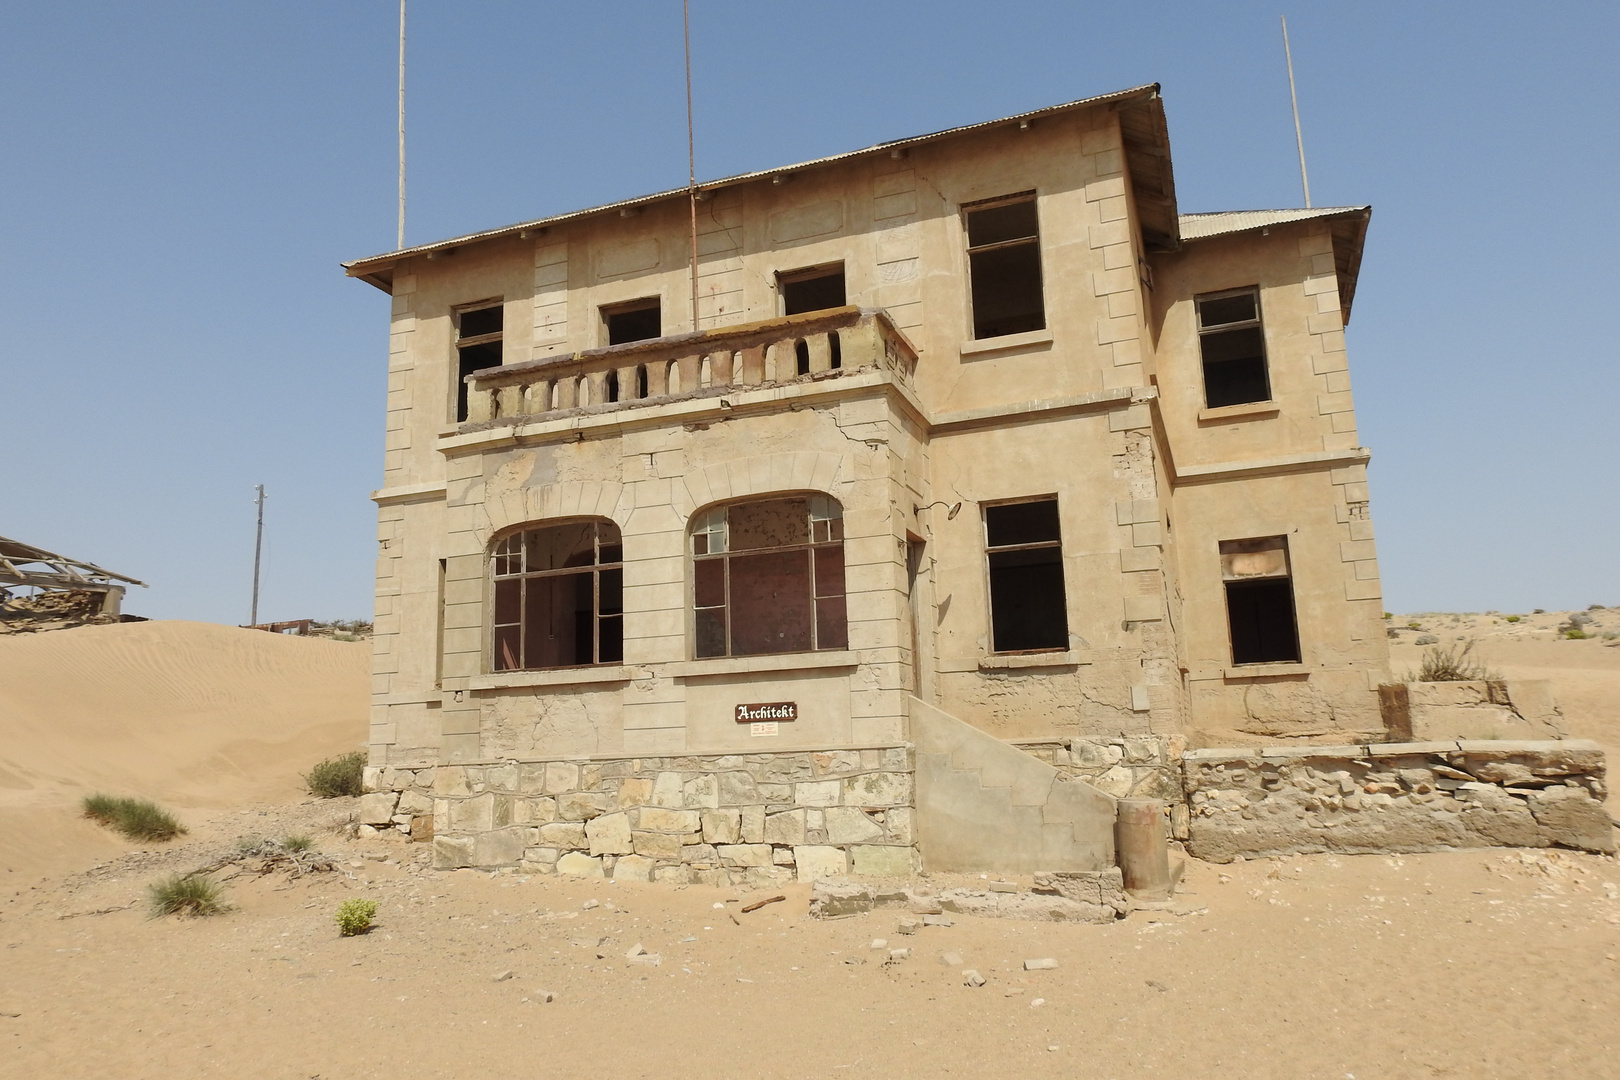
[1,1,1615,622]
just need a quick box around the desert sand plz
[1,616,1617,1079]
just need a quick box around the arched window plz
[491,519,623,671]
[690,495,847,658]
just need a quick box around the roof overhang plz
[344,83,1177,292]
[1177,206,1372,324]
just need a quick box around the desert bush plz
[81,794,186,842]
[336,898,378,936]
[1564,628,1590,640]
[305,751,366,798]
[1504,615,1521,623]
[281,834,313,853]
[1415,640,1495,682]
[148,873,228,917]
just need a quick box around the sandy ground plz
[1,616,1617,1079]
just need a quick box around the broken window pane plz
[1198,287,1270,408]
[966,195,1045,340]
[605,299,661,346]
[781,265,846,316]
[984,497,1068,652]
[1220,537,1301,664]
[489,519,623,671]
[456,303,503,422]
[689,496,845,658]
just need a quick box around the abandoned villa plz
[342,84,1614,887]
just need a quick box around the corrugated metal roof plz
[1178,206,1367,241]
[343,83,1164,280]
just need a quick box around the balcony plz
[462,306,917,427]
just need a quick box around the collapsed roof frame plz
[0,535,145,595]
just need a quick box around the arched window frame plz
[689,493,847,659]
[489,518,623,671]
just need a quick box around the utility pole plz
[1282,14,1312,208]
[250,484,266,627]
[398,0,407,250]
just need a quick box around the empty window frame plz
[690,495,847,658]
[603,298,662,346]
[780,263,847,316]
[455,302,503,422]
[1197,287,1271,408]
[984,498,1068,652]
[1220,536,1301,665]
[491,520,623,671]
[965,193,1046,340]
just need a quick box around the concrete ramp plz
[910,698,1116,873]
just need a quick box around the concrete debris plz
[941,952,964,966]
[963,970,986,987]
[492,970,514,982]
[1024,958,1058,971]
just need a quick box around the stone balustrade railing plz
[463,306,917,425]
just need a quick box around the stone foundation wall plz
[362,748,916,885]
[1183,739,1614,862]
[1015,736,1185,800]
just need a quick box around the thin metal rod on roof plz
[684,0,700,331]
[1282,14,1311,208]
[398,0,407,250]
[250,484,266,627]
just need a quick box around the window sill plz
[1198,401,1279,423]
[671,650,859,679]
[958,328,1053,359]
[979,650,1084,671]
[1223,662,1308,680]
[466,666,634,690]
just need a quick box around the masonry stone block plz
[543,761,579,794]
[795,780,842,806]
[474,828,526,867]
[615,777,655,808]
[556,852,604,878]
[794,846,849,882]
[612,854,657,882]
[557,792,609,820]
[852,845,915,877]
[432,835,476,870]
[718,771,759,805]
[740,803,766,843]
[701,808,741,845]
[717,844,772,867]
[632,831,685,859]
[358,792,400,825]
[684,774,720,809]
[824,806,886,844]
[537,821,587,849]
[651,772,685,808]
[586,812,634,855]
[636,806,701,834]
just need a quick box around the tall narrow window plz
[456,302,503,422]
[1221,536,1301,665]
[965,193,1045,339]
[691,495,846,658]
[984,498,1067,652]
[491,520,623,671]
[1197,287,1270,408]
[780,264,846,315]
[603,298,661,346]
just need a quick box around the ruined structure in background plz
[343,84,1610,882]
[0,535,144,634]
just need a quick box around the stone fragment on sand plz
[941,952,964,966]
[1024,958,1058,971]
[963,970,986,987]
[492,970,513,982]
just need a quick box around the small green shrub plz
[81,794,186,842]
[1415,640,1495,682]
[1407,622,1422,630]
[281,834,313,853]
[1564,629,1589,640]
[1504,615,1521,623]
[305,751,366,798]
[336,898,378,936]
[148,873,228,917]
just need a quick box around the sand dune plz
[0,620,367,878]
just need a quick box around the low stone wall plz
[361,748,916,886]
[1379,680,1563,741]
[1184,739,1614,862]
[1013,735,1184,800]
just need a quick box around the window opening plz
[691,495,846,658]
[1198,287,1271,408]
[1220,536,1301,665]
[780,264,846,316]
[491,520,623,670]
[604,298,662,346]
[794,340,810,375]
[455,302,503,422]
[965,194,1045,339]
[984,498,1067,651]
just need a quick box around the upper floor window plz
[1220,536,1300,665]
[492,520,623,671]
[965,193,1045,339]
[455,302,503,422]
[1197,288,1270,408]
[780,263,846,316]
[603,297,661,346]
[691,495,847,658]
[984,498,1068,652]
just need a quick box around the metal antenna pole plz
[250,484,266,627]
[684,0,700,331]
[1282,14,1311,208]
[398,0,407,249]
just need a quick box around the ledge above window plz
[672,650,859,680]
[978,650,1086,671]
[466,667,633,691]
[1197,400,1280,424]
[1223,662,1308,680]
[958,328,1053,359]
